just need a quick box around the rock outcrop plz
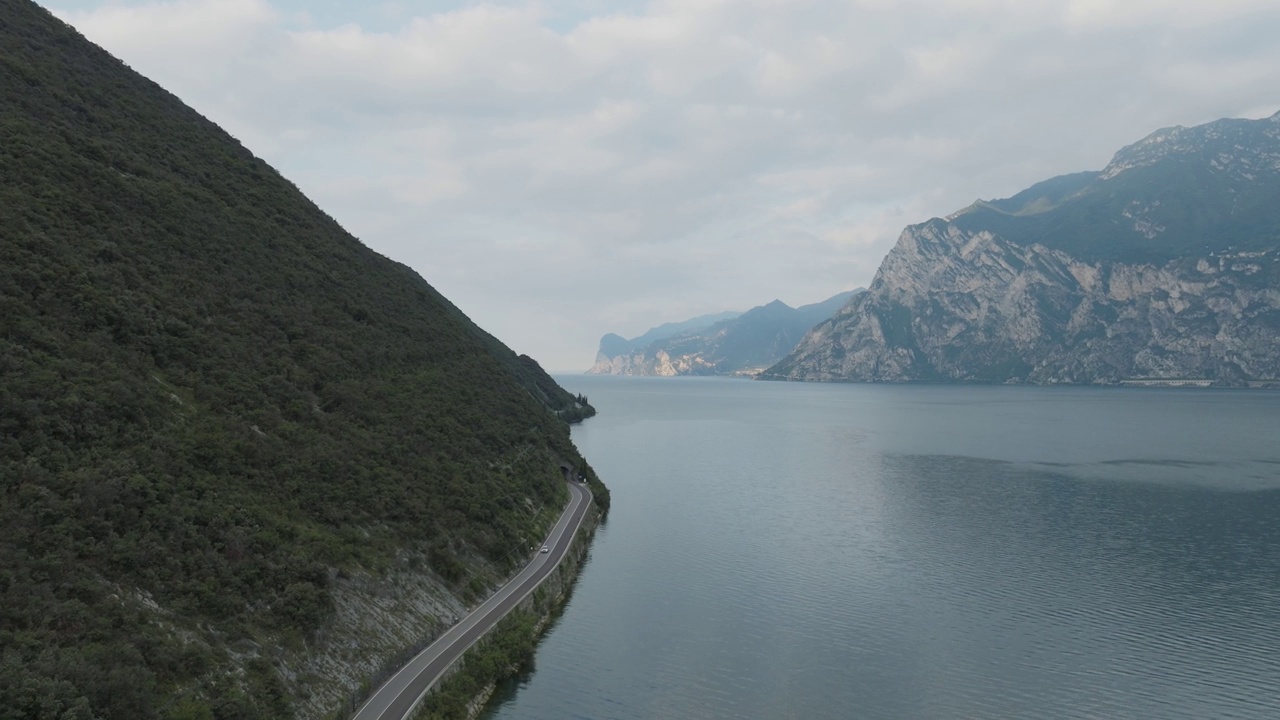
[766,112,1280,384]
[590,291,860,376]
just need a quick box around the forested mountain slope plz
[0,2,603,717]
[767,113,1280,385]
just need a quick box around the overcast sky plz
[42,0,1280,371]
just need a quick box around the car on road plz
[540,546,549,554]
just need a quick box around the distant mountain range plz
[590,291,862,376]
[765,112,1280,385]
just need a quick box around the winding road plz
[353,481,593,720]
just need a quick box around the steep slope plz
[0,2,603,718]
[625,310,742,350]
[767,113,1280,384]
[589,290,860,376]
[590,310,742,371]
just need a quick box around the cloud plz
[44,0,1280,369]
[1061,0,1277,30]
[58,0,277,49]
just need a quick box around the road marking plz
[354,483,591,720]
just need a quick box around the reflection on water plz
[483,379,1280,719]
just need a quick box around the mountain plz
[766,112,1280,385]
[594,310,743,360]
[624,310,743,350]
[589,290,861,376]
[0,2,603,718]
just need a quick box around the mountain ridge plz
[590,290,861,376]
[766,111,1280,385]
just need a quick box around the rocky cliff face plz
[590,345,716,376]
[590,292,859,376]
[767,112,1280,385]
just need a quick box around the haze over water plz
[485,378,1280,719]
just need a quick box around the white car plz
[540,546,550,554]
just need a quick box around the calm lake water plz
[484,378,1280,719]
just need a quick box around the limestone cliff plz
[767,112,1280,385]
[590,291,859,376]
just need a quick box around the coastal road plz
[353,481,593,720]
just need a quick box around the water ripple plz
[484,380,1280,720]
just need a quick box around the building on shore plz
[1119,378,1215,388]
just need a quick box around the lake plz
[483,378,1280,719]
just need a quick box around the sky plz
[40,0,1280,371]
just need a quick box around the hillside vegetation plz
[951,117,1280,263]
[0,2,602,717]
